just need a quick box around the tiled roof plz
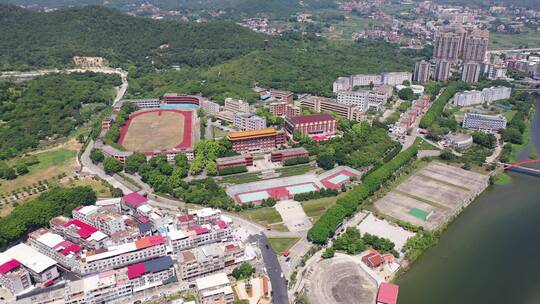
[289,114,336,124]
[122,192,148,207]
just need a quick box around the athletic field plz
[118,110,193,152]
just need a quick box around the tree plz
[103,157,123,174]
[322,247,335,258]
[440,149,455,160]
[90,149,104,164]
[111,187,123,197]
[316,153,335,170]
[292,130,303,141]
[232,262,255,280]
[3,167,17,180]
[174,154,189,169]
[398,88,415,101]
[502,127,522,144]
[15,163,29,175]
[206,161,218,176]
[124,152,146,174]
[77,134,85,143]
[333,227,366,255]
[472,132,496,149]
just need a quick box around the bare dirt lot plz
[305,255,376,304]
[120,111,187,152]
[374,162,489,231]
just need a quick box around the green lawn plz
[503,110,517,121]
[1,148,78,193]
[268,237,301,255]
[275,163,314,177]
[240,207,283,226]
[494,172,512,185]
[218,172,262,184]
[63,178,113,197]
[302,194,343,220]
[490,32,540,50]
[414,137,440,150]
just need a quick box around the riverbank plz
[396,97,540,303]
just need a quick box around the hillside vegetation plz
[0,72,120,159]
[0,4,266,69]
[127,39,419,99]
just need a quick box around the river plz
[396,97,540,304]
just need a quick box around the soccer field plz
[119,110,192,152]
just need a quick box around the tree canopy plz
[0,72,120,159]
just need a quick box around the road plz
[79,67,131,193]
[250,234,289,304]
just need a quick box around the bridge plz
[503,159,540,177]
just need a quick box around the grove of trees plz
[0,186,96,250]
[0,73,120,159]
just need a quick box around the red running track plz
[117,109,193,153]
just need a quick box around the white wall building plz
[233,113,267,131]
[482,86,512,103]
[336,89,389,112]
[455,90,485,107]
[196,273,234,304]
[224,98,250,113]
[202,100,221,115]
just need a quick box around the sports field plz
[118,110,192,152]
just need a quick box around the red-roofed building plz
[362,251,385,268]
[27,228,83,270]
[285,114,337,137]
[267,187,290,200]
[0,260,21,274]
[127,263,146,280]
[126,256,176,291]
[0,258,32,295]
[193,225,210,235]
[377,283,399,304]
[122,192,148,210]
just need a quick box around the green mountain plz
[0,4,266,69]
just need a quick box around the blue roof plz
[260,94,271,100]
[144,256,174,273]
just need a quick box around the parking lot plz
[275,200,312,232]
[358,213,416,251]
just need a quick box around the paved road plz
[250,234,289,304]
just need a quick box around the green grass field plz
[240,207,284,226]
[494,172,512,185]
[490,32,540,50]
[414,137,441,150]
[268,237,300,255]
[219,172,262,184]
[1,147,78,194]
[301,194,344,220]
[63,178,113,197]
[275,163,315,177]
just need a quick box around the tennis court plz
[238,191,269,204]
[287,183,318,195]
[328,174,350,184]
[409,208,431,220]
[320,167,360,189]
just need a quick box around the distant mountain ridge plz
[0,4,266,69]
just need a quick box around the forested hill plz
[427,0,540,10]
[0,4,267,70]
